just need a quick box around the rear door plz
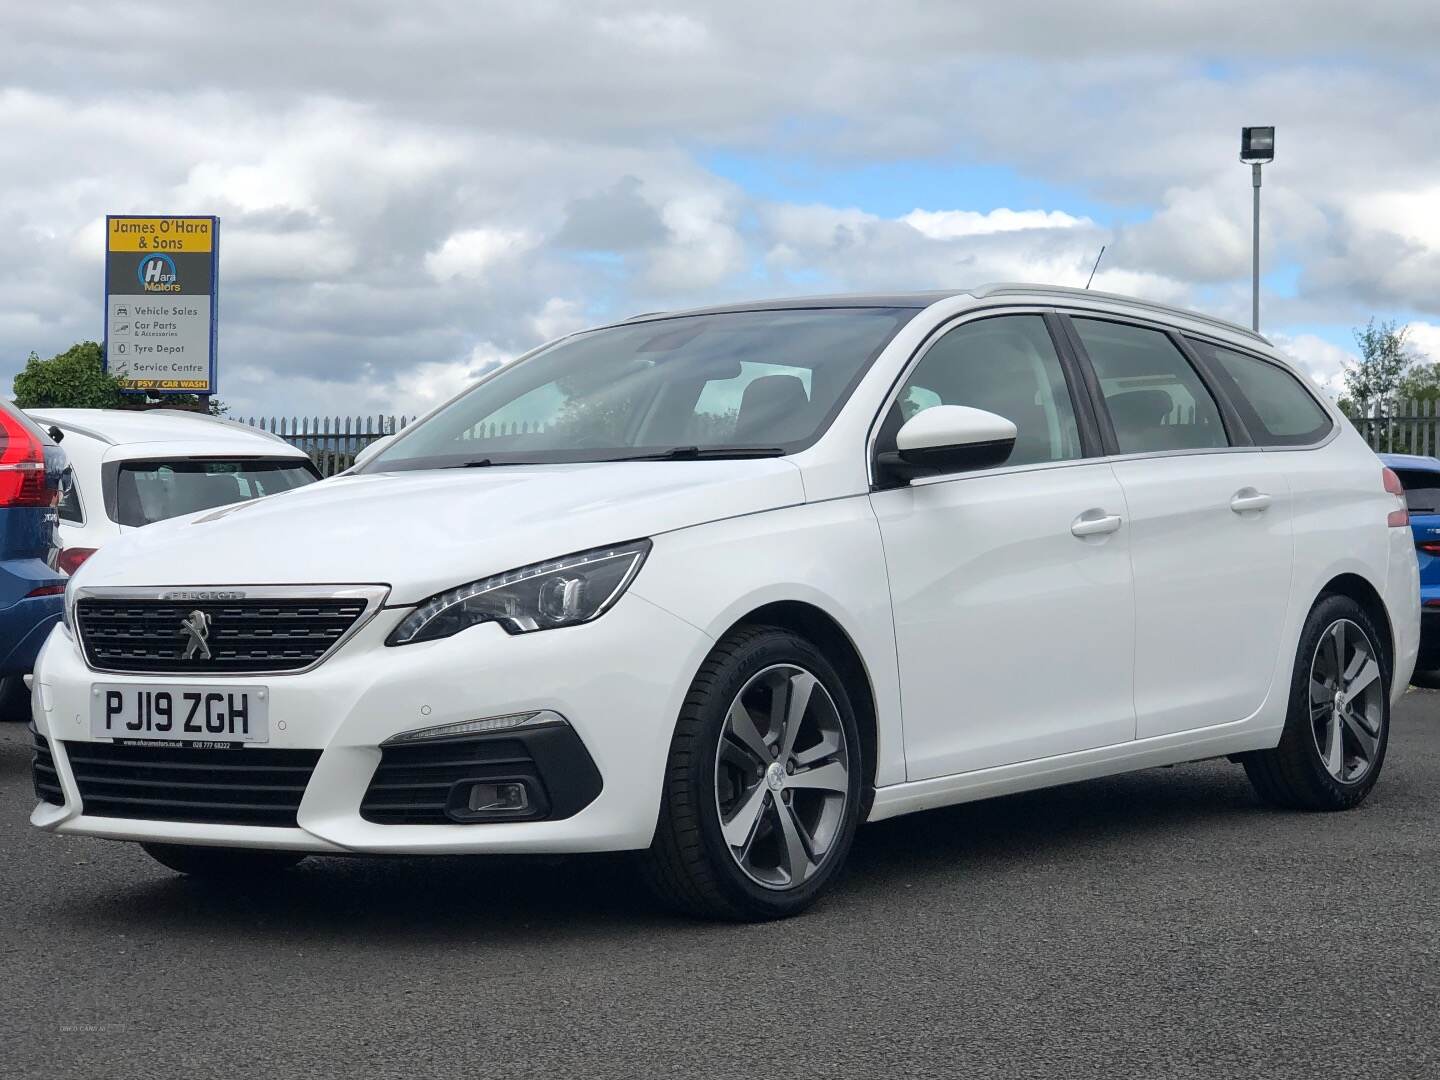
[1062,316,1295,740]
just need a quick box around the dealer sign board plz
[104,215,219,393]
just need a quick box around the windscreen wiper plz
[611,446,787,461]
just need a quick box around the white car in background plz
[25,409,320,574]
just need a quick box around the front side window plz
[880,314,1082,468]
[1072,318,1229,454]
[109,459,319,527]
[365,308,916,471]
[1188,339,1332,446]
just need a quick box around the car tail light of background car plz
[1383,467,1409,528]
[58,547,97,575]
[0,407,62,508]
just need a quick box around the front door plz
[870,313,1137,781]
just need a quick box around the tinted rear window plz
[109,459,318,527]
[1188,339,1332,446]
[1393,469,1440,515]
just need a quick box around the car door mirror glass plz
[880,405,1017,482]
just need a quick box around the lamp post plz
[1240,126,1275,332]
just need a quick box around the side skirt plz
[866,720,1283,823]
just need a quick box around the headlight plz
[386,539,651,645]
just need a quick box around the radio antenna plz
[1084,245,1106,290]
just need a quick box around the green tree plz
[12,342,126,408]
[1343,319,1414,416]
[1397,362,1440,405]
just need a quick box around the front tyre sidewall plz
[687,631,863,918]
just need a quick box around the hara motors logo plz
[137,253,180,292]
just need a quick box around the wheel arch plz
[1318,572,1395,686]
[722,600,881,811]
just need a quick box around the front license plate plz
[90,684,269,744]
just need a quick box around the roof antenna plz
[1084,245,1106,290]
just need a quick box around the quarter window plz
[884,314,1082,468]
[1072,319,1229,454]
[1187,339,1332,446]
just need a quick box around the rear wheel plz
[141,843,307,879]
[1243,595,1390,811]
[640,626,864,921]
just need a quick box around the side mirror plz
[876,405,1017,483]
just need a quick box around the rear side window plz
[1188,339,1332,446]
[1072,318,1229,454]
[57,470,84,524]
[1393,470,1440,515]
[108,459,318,527]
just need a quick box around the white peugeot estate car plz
[31,285,1419,920]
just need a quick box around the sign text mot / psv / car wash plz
[104,215,219,394]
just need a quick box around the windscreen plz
[109,459,319,527]
[364,307,916,471]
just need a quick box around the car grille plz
[31,725,64,806]
[360,726,603,825]
[76,597,370,674]
[64,741,321,827]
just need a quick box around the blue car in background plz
[0,400,67,718]
[1381,452,1440,686]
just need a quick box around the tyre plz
[0,675,29,722]
[1243,594,1390,811]
[640,625,864,921]
[141,843,307,879]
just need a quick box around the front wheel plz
[640,626,864,921]
[141,843,308,879]
[1243,594,1390,811]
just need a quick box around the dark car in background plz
[1380,452,1440,686]
[0,401,67,717]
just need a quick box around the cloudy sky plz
[4,1,1440,417]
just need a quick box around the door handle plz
[1071,511,1123,538]
[1230,488,1273,514]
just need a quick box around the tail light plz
[58,547,97,575]
[0,408,54,507]
[1383,467,1408,527]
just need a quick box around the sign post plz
[104,215,219,403]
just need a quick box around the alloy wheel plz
[713,663,851,889]
[1308,618,1384,785]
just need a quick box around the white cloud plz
[529,298,588,343]
[1405,322,1440,365]
[903,207,1091,240]
[424,228,535,282]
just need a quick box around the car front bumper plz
[29,592,713,854]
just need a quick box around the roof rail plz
[25,413,116,446]
[970,283,1269,344]
[143,409,292,446]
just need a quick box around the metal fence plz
[235,415,416,476]
[1352,400,1440,457]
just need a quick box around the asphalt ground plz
[3,693,1437,1079]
